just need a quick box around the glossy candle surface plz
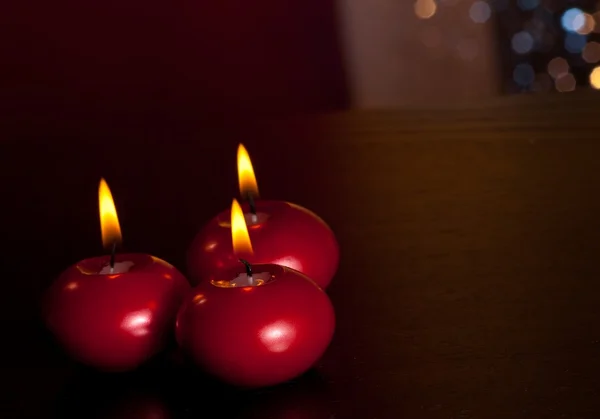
[175,263,335,388]
[186,200,339,289]
[44,253,190,371]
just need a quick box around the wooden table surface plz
[4,90,600,418]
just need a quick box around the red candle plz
[176,199,335,388]
[43,178,190,371]
[187,144,339,289]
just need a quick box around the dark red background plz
[1,0,348,123]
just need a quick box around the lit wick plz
[239,258,253,285]
[109,241,117,274]
[246,193,258,223]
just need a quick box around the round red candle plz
[186,144,339,289]
[177,200,335,388]
[43,179,190,371]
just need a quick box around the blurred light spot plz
[565,33,587,53]
[456,38,479,61]
[512,31,535,54]
[583,42,600,63]
[421,26,442,48]
[561,8,586,33]
[469,1,492,23]
[192,293,207,305]
[555,73,576,92]
[64,281,79,291]
[517,0,539,11]
[204,241,217,251]
[532,73,552,92]
[414,0,437,19]
[576,13,595,35]
[513,63,535,87]
[547,57,569,79]
[590,66,600,89]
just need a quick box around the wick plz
[246,193,257,217]
[239,258,254,285]
[109,241,117,274]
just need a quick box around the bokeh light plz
[414,0,437,19]
[590,66,600,89]
[554,73,577,92]
[564,32,587,53]
[575,13,595,35]
[547,57,569,79]
[469,1,492,23]
[561,8,586,33]
[590,66,600,88]
[410,0,600,92]
[513,63,535,87]
[512,31,535,54]
[583,41,600,63]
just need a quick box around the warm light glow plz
[590,66,600,89]
[555,73,576,92]
[98,178,122,249]
[64,281,79,291]
[231,198,253,255]
[547,57,569,79]
[583,42,600,63]
[237,143,259,199]
[414,0,436,19]
[576,13,595,35]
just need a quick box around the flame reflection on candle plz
[120,309,152,337]
[259,320,296,353]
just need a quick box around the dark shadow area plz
[47,356,333,419]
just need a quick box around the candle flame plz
[237,143,259,199]
[98,178,122,249]
[231,198,253,255]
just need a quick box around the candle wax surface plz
[176,263,335,388]
[187,200,339,289]
[225,271,272,287]
[44,253,190,371]
[242,212,270,226]
[98,260,135,274]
